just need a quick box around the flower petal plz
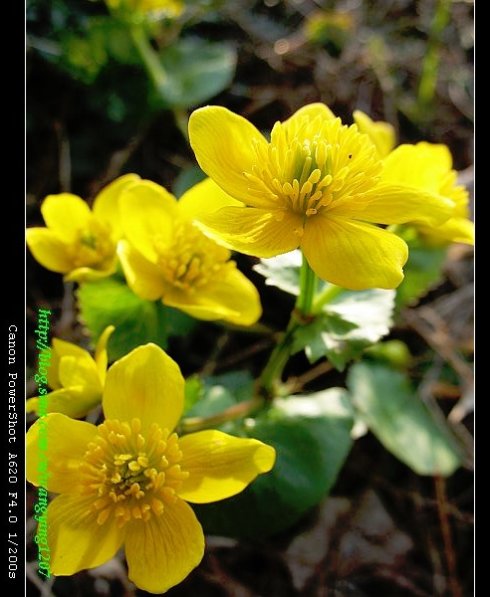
[178,430,276,503]
[58,355,101,392]
[26,413,97,493]
[103,344,184,433]
[381,142,453,193]
[119,180,177,262]
[420,216,475,245]
[26,228,72,273]
[47,494,124,576]
[64,261,117,283]
[353,110,395,158]
[41,193,92,242]
[301,215,408,290]
[177,177,244,221]
[189,106,268,204]
[196,206,303,258]
[92,173,141,238]
[125,499,204,594]
[27,387,101,419]
[283,102,335,133]
[164,265,262,325]
[49,339,93,389]
[95,325,115,384]
[117,240,168,301]
[339,184,454,227]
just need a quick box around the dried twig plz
[287,360,334,393]
[403,307,473,386]
[434,475,463,597]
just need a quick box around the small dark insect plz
[348,154,353,159]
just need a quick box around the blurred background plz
[26,1,473,595]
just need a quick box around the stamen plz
[241,113,382,220]
[71,218,115,269]
[154,220,230,292]
[80,418,187,528]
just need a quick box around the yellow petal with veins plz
[125,499,204,594]
[47,494,124,576]
[301,215,408,290]
[103,344,184,433]
[189,106,268,204]
[178,430,275,503]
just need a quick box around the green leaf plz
[185,385,237,419]
[293,288,395,370]
[253,250,303,296]
[59,28,108,84]
[194,388,354,539]
[292,313,356,369]
[154,37,237,109]
[347,363,463,476]
[204,371,255,403]
[162,303,197,338]
[255,250,396,370]
[77,276,195,361]
[55,17,141,84]
[396,244,447,307]
[186,371,254,419]
[364,340,412,369]
[99,19,143,66]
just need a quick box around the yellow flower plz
[117,178,262,325]
[188,103,454,290]
[106,0,184,18]
[381,142,474,245]
[26,174,139,282]
[26,326,114,418]
[353,110,395,159]
[352,112,473,245]
[27,344,275,593]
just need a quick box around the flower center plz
[80,418,189,527]
[71,218,116,269]
[244,116,382,220]
[153,220,232,293]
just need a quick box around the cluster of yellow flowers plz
[27,175,261,326]
[26,102,473,593]
[27,103,473,297]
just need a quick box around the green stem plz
[312,283,343,313]
[258,319,298,395]
[259,254,318,395]
[129,24,168,93]
[295,253,317,315]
